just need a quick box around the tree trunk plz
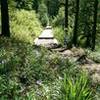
[73,0,80,46]
[64,0,68,46]
[85,19,91,48]
[1,0,10,37]
[91,0,98,50]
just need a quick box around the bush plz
[53,27,65,45]
[9,9,42,44]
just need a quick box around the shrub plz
[9,9,42,44]
[53,27,65,45]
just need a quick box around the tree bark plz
[1,0,10,37]
[64,0,68,45]
[73,0,80,46]
[91,0,98,50]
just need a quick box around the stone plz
[71,47,85,57]
[82,64,100,74]
[61,50,73,57]
[34,26,59,48]
[39,29,53,39]
[34,38,58,46]
[92,73,100,84]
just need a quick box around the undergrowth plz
[0,37,94,100]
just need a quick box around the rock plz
[96,65,100,73]
[52,47,66,52]
[39,28,53,39]
[46,43,59,49]
[82,64,95,74]
[85,58,95,64]
[77,55,95,64]
[34,26,59,48]
[82,64,100,85]
[61,50,73,57]
[82,64,100,75]
[92,73,100,84]
[36,80,42,86]
[34,38,58,46]
[71,47,85,57]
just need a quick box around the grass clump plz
[62,72,93,100]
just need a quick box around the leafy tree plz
[46,0,60,17]
[15,0,33,10]
[79,0,94,47]
[32,0,39,12]
[38,3,49,26]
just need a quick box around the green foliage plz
[15,0,33,10]
[0,37,49,99]
[38,3,49,27]
[0,37,88,99]
[45,0,60,17]
[52,7,65,27]
[78,0,94,47]
[9,9,42,43]
[0,8,42,43]
[62,72,93,100]
[52,6,74,46]
[53,26,73,46]
[0,0,100,99]
[53,27,65,45]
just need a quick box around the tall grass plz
[62,72,93,100]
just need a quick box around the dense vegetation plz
[0,0,100,100]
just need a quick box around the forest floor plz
[0,36,100,99]
[52,47,100,85]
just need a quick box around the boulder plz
[61,50,73,57]
[71,47,85,57]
